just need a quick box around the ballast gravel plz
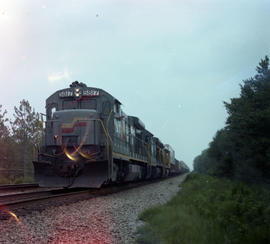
[0,174,187,244]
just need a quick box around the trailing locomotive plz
[33,81,189,188]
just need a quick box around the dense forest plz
[194,56,270,185]
[0,100,42,183]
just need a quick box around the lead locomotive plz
[33,81,189,188]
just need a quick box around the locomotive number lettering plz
[83,90,100,96]
[59,90,73,97]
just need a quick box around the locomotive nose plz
[34,108,108,188]
[52,109,100,147]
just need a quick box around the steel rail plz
[0,183,39,190]
[0,188,90,207]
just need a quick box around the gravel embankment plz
[0,174,187,244]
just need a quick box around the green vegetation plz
[136,173,270,244]
[194,56,270,184]
[12,176,35,184]
[0,176,11,185]
[0,100,42,183]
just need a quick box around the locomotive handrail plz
[144,143,152,166]
[96,118,112,166]
[38,115,45,152]
[106,109,114,178]
[33,114,45,161]
[106,109,113,139]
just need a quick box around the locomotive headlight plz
[75,88,80,97]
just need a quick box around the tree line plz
[194,56,270,184]
[0,100,42,183]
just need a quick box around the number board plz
[59,89,100,97]
[82,90,100,96]
[59,90,73,97]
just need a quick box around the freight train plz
[33,81,189,188]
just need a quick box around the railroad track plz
[0,176,181,220]
[0,183,39,190]
[0,187,94,220]
[0,182,139,208]
[0,188,89,207]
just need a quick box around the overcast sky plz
[1,0,270,169]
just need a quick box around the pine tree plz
[0,105,10,170]
[0,105,9,140]
[11,100,41,181]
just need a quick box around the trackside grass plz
[136,173,270,244]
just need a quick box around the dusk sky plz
[1,0,270,169]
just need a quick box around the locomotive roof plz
[46,81,121,105]
[128,116,145,130]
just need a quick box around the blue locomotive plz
[33,81,189,188]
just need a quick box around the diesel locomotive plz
[33,81,189,188]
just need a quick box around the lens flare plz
[77,149,98,160]
[62,119,92,162]
[61,119,103,163]
[8,211,21,225]
[0,203,22,225]
[63,147,78,161]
